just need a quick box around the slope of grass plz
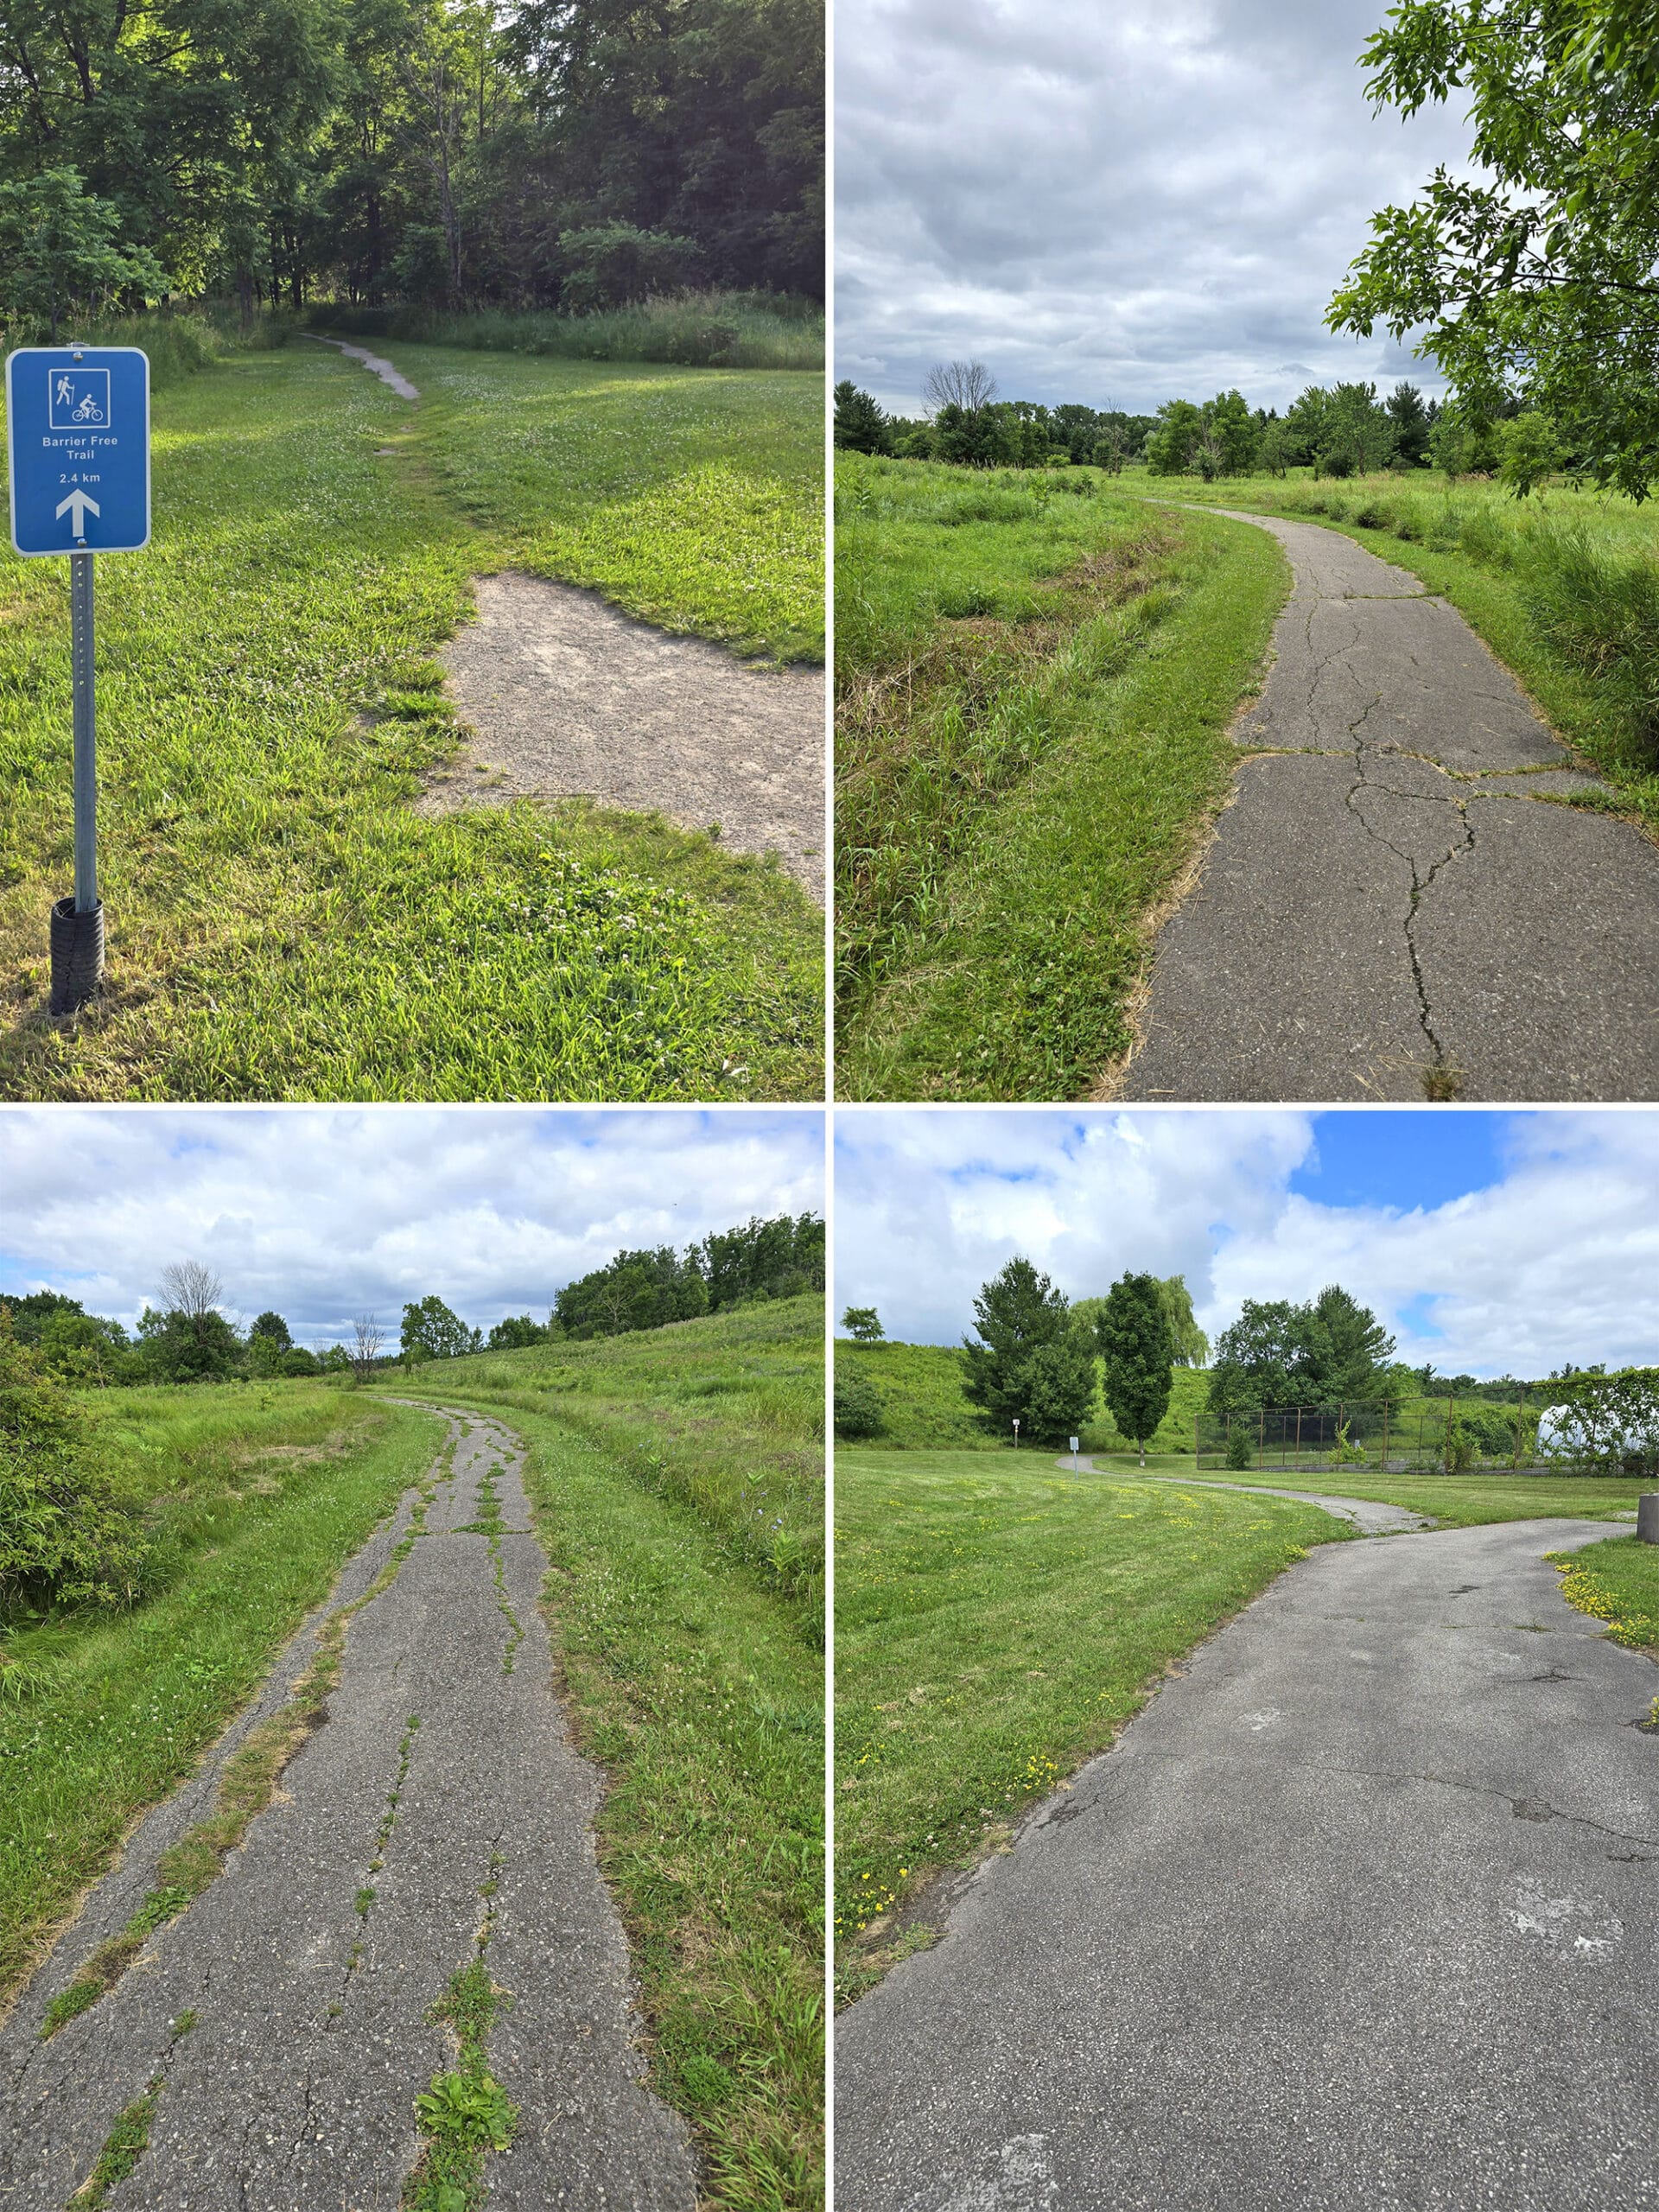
[834,454,1288,1098]
[1548,1535,1659,1652]
[833,1450,1338,1998]
[834,1336,1208,1456]
[399,343,823,663]
[0,343,822,1102]
[384,1301,824,2209]
[0,1384,441,2008]
[1143,465,1659,835]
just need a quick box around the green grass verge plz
[391,1295,825,1634]
[1136,465,1659,835]
[1179,1466,1647,1527]
[833,1449,1338,1999]
[1548,1535,1659,1652]
[383,1304,823,2211]
[313,291,825,374]
[0,342,822,1101]
[833,454,1289,1098]
[834,1337,1207,1456]
[0,1384,441,2010]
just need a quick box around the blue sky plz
[834,1109,1659,1377]
[0,1109,824,1342]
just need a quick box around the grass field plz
[0,339,822,1102]
[1182,1465,1650,1527]
[382,1297,824,2210]
[834,1334,1209,1456]
[1548,1535,1659,1654]
[0,1382,441,2010]
[1138,464,1659,836]
[833,453,1289,1098]
[832,1450,1338,1997]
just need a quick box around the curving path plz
[836,1516,1659,2212]
[1058,1455,1430,1534]
[1115,510,1659,1101]
[0,1408,695,2211]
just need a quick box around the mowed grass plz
[0,1383,441,2007]
[832,1449,1338,1996]
[1147,465,1659,835]
[1549,1535,1659,1653]
[382,1300,824,2210]
[834,454,1288,1098]
[835,1336,1209,1457]
[0,342,822,1101]
[397,345,824,661]
[1181,1465,1650,1527]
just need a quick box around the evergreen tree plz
[1096,1272,1174,1464]
[835,380,891,454]
[961,1257,1092,1442]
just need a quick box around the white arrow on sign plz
[55,487,101,533]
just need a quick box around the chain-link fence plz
[1195,1395,1596,1478]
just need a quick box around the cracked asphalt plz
[1116,512,1659,1100]
[0,1409,695,2211]
[836,1515,1659,2212]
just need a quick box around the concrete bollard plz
[1638,1493,1659,1545]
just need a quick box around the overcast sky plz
[834,1110,1659,1379]
[0,1109,824,1344]
[836,0,1477,417]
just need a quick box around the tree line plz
[0,0,823,339]
[835,1260,1579,1450]
[0,1210,825,1389]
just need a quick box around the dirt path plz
[0,1408,695,2210]
[1114,509,1659,1101]
[1058,1455,1429,1533]
[836,1516,1659,2211]
[433,575,827,901]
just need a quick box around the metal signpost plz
[1011,1418,1020,1449]
[1070,1435,1079,1471]
[5,344,150,1012]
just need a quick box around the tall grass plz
[1163,467,1659,817]
[308,290,823,372]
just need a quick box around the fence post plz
[1381,1398,1389,1471]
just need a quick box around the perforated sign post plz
[5,344,150,1012]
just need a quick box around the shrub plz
[0,1324,148,1611]
[834,1370,884,1440]
[1225,1422,1254,1471]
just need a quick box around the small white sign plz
[1069,1436,1079,1452]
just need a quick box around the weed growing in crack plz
[68,2010,198,2207]
[368,1713,423,1875]
[403,1855,516,2212]
[468,1462,524,1675]
[41,1449,450,2038]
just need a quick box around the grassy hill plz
[836,1335,1208,1456]
[380,1294,824,2210]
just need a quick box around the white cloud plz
[0,1109,823,1343]
[836,0,1478,416]
[834,1109,1659,1377]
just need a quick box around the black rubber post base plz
[48,896,105,1015]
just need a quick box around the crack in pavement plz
[1115,508,1659,1100]
[0,1411,696,2210]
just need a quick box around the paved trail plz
[1058,1456,1431,1534]
[1116,511,1659,1101]
[0,1408,695,2211]
[836,1517,1659,2212]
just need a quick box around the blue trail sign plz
[6,344,150,555]
[4,343,151,1010]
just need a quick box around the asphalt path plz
[0,1408,695,2210]
[1059,1456,1430,1534]
[836,1515,1659,2212]
[1116,511,1659,1100]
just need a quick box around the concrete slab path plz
[435,574,826,901]
[0,1408,695,2211]
[836,1516,1659,2212]
[1116,511,1659,1101]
